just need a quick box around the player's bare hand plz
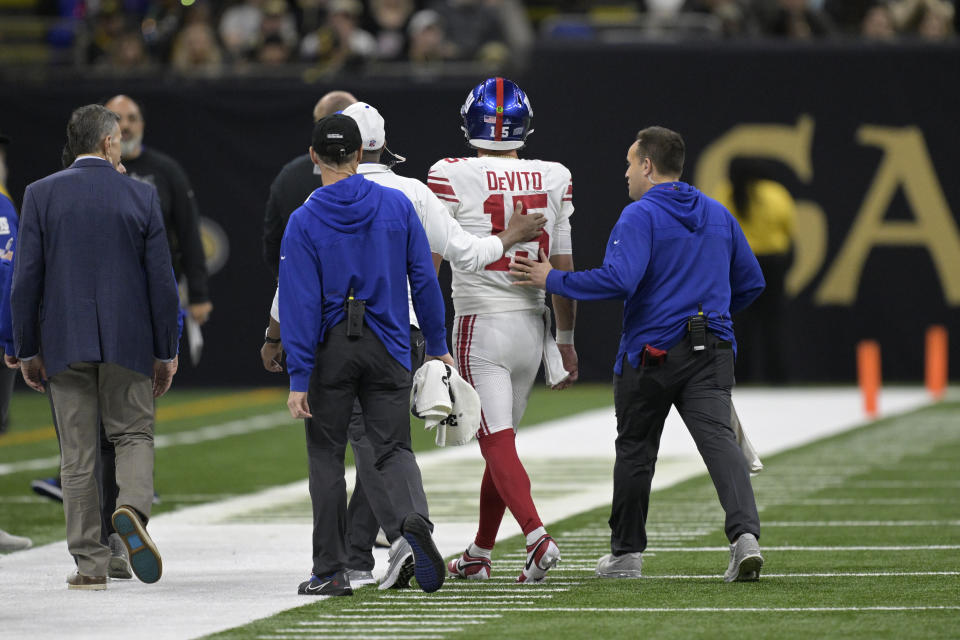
[510,248,552,289]
[153,356,178,397]
[261,341,284,372]
[4,354,20,369]
[552,344,579,390]
[288,391,312,419]
[21,356,46,392]
[428,352,456,369]
[189,302,213,326]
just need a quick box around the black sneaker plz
[298,570,353,596]
[401,513,445,593]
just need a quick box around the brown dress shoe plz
[66,571,107,590]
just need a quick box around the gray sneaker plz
[378,537,415,590]
[723,533,763,582]
[108,533,133,580]
[345,568,376,587]
[0,529,32,552]
[596,552,643,578]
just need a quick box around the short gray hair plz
[65,105,119,157]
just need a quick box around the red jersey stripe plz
[428,182,456,196]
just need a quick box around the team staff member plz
[12,105,179,589]
[263,101,546,590]
[262,90,357,277]
[511,126,767,582]
[281,114,449,596]
[104,95,212,325]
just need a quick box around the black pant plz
[610,333,760,555]
[734,251,790,383]
[305,321,430,577]
[343,326,426,571]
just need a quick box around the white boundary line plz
[0,411,293,476]
[345,606,960,613]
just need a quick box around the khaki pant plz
[49,362,154,577]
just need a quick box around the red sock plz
[478,430,543,537]
[474,464,506,550]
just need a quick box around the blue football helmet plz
[461,77,534,151]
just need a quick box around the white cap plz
[343,102,385,152]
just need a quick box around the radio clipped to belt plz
[687,303,707,352]
[345,288,366,338]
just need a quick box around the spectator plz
[219,0,265,62]
[890,0,956,39]
[171,22,224,75]
[300,0,375,70]
[682,0,761,36]
[429,0,506,60]
[260,0,300,51]
[762,0,836,38]
[258,33,294,64]
[84,9,129,65]
[861,2,898,39]
[406,9,455,64]
[103,30,154,71]
[367,0,415,61]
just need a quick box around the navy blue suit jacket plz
[11,157,180,379]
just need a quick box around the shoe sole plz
[31,481,63,503]
[725,554,763,582]
[596,570,643,579]
[402,514,444,593]
[112,507,162,584]
[67,582,107,591]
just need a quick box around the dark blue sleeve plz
[10,186,44,359]
[406,202,448,357]
[729,216,765,313]
[144,189,181,361]
[546,207,651,300]
[279,212,324,392]
[0,197,18,353]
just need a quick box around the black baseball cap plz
[311,113,362,159]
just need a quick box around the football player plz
[428,78,578,583]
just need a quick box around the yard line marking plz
[302,616,502,621]
[297,621,489,626]
[277,628,457,634]
[640,545,960,552]
[786,498,958,505]
[382,594,557,600]
[257,636,444,640]
[763,520,960,527]
[371,606,960,613]
[0,411,293,476]
[0,388,286,447]
[846,481,960,488]
[637,571,960,579]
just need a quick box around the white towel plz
[541,308,570,388]
[731,404,763,475]
[410,360,480,447]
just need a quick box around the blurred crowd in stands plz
[2,0,956,75]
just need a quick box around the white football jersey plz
[427,156,573,316]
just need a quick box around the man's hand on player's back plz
[497,202,546,251]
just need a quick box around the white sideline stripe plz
[297,621,489,625]
[382,594,556,600]
[302,616,502,621]
[0,411,292,476]
[763,520,960,527]
[639,571,960,579]
[258,636,444,640]
[348,606,960,614]
[643,545,960,552]
[278,628,457,634]
[427,587,570,593]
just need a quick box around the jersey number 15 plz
[483,193,549,271]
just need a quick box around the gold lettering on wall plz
[694,115,828,296]
[815,126,960,305]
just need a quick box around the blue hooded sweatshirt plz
[280,174,447,392]
[546,182,764,374]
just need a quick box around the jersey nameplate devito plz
[428,156,574,316]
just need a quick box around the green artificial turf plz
[206,401,960,640]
